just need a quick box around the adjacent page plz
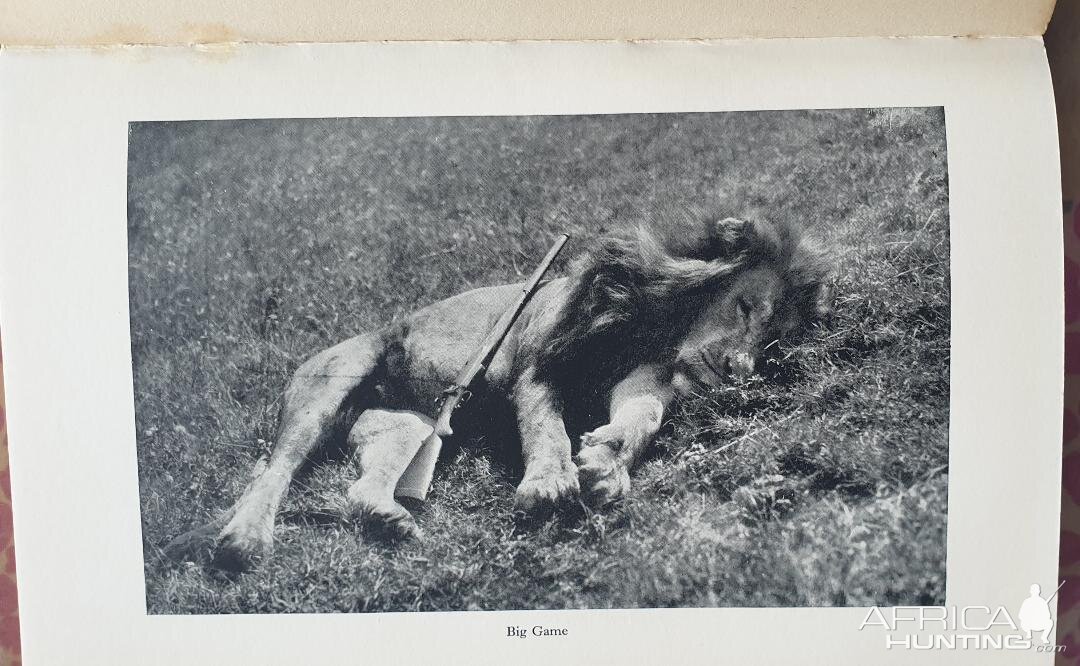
[0,38,1063,664]
[0,0,1057,46]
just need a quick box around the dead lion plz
[166,214,830,571]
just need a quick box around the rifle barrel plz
[451,233,569,388]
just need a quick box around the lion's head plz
[536,211,831,396]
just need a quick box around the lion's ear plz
[711,217,754,255]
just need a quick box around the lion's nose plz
[726,352,755,379]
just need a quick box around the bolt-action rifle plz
[395,233,570,501]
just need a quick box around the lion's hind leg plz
[168,333,386,572]
[345,408,432,542]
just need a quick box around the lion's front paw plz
[513,462,580,515]
[579,423,623,449]
[574,443,631,507]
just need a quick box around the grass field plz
[128,108,950,613]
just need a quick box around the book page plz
[0,37,1062,664]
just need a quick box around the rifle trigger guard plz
[434,385,471,410]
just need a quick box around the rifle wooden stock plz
[395,234,569,501]
[393,395,456,500]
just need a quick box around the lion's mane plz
[535,211,830,398]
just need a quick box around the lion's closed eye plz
[736,297,753,321]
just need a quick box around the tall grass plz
[129,108,949,612]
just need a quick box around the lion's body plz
[166,215,830,572]
[378,279,571,413]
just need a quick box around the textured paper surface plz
[0,38,1063,664]
[0,0,1057,46]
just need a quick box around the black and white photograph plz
[128,108,950,614]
